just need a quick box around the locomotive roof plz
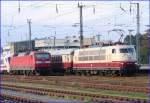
[47,49,75,55]
[31,51,49,53]
[14,51,49,56]
[75,44,135,51]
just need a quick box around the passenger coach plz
[48,49,74,73]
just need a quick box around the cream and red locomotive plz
[49,44,138,75]
[72,44,138,75]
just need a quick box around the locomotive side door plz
[111,48,117,61]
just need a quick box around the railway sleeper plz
[1,84,149,102]
[0,94,45,103]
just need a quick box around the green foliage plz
[123,35,136,45]
[83,97,93,102]
[139,33,149,64]
[123,30,149,64]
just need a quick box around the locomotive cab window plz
[35,53,50,59]
[112,49,116,53]
[120,48,134,53]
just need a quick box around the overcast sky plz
[1,1,149,47]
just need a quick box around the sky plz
[1,1,149,47]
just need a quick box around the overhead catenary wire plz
[2,2,145,44]
[3,2,129,23]
[3,2,137,29]
[119,3,126,13]
[18,0,21,13]
[56,4,59,13]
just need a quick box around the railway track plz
[2,74,148,87]
[1,84,148,103]
[2,77,149,93]
[0,93,46,103]
[1,75,149,93]
[1,75,149,102]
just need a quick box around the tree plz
[123,29,149,64]
[139,31,149,64]
[123,35,136,45]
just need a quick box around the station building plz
[3,36,95,54]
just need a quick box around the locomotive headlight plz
[36,61,42,64]
[126,54,132,59]
[121,62,124,65]
[36,61,50,64]
[124,54,129,59]
[135,62,141,67]
[45,61,51,63]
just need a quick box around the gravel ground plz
[1,89,88,103]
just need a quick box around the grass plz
[2,81,149,100]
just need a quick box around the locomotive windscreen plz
[35,53,50,60]
[120,48,134,53]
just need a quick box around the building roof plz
[46,49,75,55]
[34,37,94,48]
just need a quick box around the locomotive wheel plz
[118,71,123,76]
[35,71,40,76]
[98,71,102,76]
[18,70,20,75]
[102,71,106,76]
[14,70,17,75]
[29,71,33,76]
[26,71,30,76]
[83,70,88,76]
[21,70,24,75]
[90,71,93,75]
[65,69,73,75]
[3,71,8,75]
[76,71,81,76]
[9,70,13,75]
[23,70,26,75]
[112,70,116,75]
[80,70,85,76]
[24,71,27,75]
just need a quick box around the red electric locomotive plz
[10,51,51,75]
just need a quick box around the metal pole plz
[148,27,150,101]
[96,34,101,42]
[136,3,140,64]
[54,30,56,49]
[144,26,150,99]
[128,29,134,45]
[18,0,20,13]
[129,31,132,45]
[131,3,140,64]
[27,19,32,51]
[78,4,83,48]
[54,36,56,49]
